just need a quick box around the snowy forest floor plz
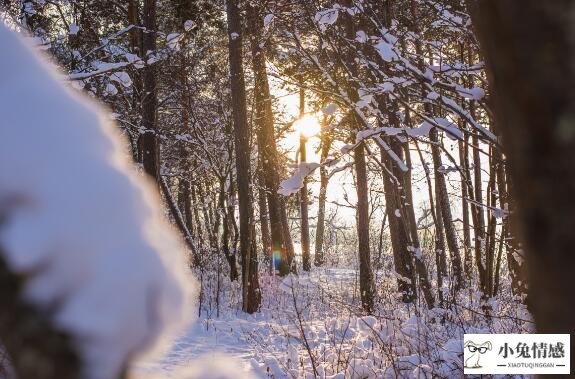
[135,268,533,378]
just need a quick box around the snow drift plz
[0,24,197,379]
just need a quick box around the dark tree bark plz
[257,175,272,271]
[216,177,240,282]
[381,141,417,303]
[298,87,311,272]
[403,143,435,309]
[354,141,375,312]
[197,182,217,256]
[373,2,416,304]
[222,201,240,282]
[380,102,436,307]
[246,3,294,276]
[415,142,447,305]
[408,0,463,291]
[177,179,194,236]
[379,133,435,309]
[342,0,375,313]
[471,133,487,286]
[497,164,526,297]
[429,128,464,291]
[459,45,474,281]
[226,0,260,313]
[314,115,332,267]
[434,162,448,305]
[280,199,297,274]
[459,137,473,279]
[224,171,240,282]
[139,0,160,182]
[160,178,199,266]
[127,0,144,161]
[190,185,205,249]
[484,149,498,296]
[468,0,575,335]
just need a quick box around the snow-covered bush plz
[189,269,532,378]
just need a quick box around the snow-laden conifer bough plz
[0,23,206,379]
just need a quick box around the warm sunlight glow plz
[292,114,321,139]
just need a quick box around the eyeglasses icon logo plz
[464,340,492,368]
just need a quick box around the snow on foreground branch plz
[0,25,200,378]
[278,163,320,196]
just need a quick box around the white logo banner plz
[463,334,570,375]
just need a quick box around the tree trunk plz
[434,169,448,305]
[246,3,293,276]
[468,0,575,335]
[215,177,240,282]
[416,142,447,305]
[459,137,473,279]
[222,199,239,282]
[484,153,497,296]
[403,143,435,309]
[190,185,205,250]
[408,0,463,291]
[496,158,526,297]
[160,178,199,266]
[280,199,296,274]
[226,0,260,313]
[224,171,240,281]
[429,128,464,291]
[177,179,194,235]
[314,115,332,266]
[258,176,272,272]
[299,87,311,272]
[139,0,160,182]
[381,143,417,303]
[342,0,375,312]
[197,182,217,254]
[354,142,375,312]
[471,131,487,293]
[128,0,143,161]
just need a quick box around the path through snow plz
[135,270,362,378]
[136,316,264,377]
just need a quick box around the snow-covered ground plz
[136,268,532,378]
[135,313,262,377]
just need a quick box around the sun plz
[293,114,321,139]
[280,113,322,163]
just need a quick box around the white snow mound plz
[0,25,197,379]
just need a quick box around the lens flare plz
[272,249,282,271]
